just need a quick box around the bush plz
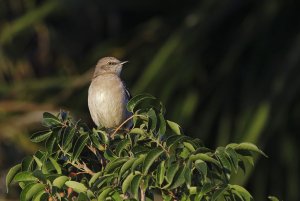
[6,94,275,201]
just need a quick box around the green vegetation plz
[1,0,299,200]
[7,94,276,201]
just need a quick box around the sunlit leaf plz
[65,181,87,193]
[166,120,182,135]
[14,172,38,182]
[53,176,69,188]
[20,183,45,201]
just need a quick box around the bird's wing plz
[123,83,132,100]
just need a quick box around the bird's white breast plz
[88,74,127,128]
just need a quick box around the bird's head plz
[93,57,128,77]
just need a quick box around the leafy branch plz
[6,94,278,201]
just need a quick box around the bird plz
[88,57,131,130]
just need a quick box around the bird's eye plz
[108,62,116,65]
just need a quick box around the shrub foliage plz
[7,94,270,201]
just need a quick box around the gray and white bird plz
[88,57,131,129]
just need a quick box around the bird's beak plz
[120,61,128,65]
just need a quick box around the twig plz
[110,114,146,138]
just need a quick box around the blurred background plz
[0,0,299,200]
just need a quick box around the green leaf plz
[216,148,231,172]
[72,134,89,162]
[211,186,228,201]
[165,162,179,184]
[195,160,207,180]
[98,187,113,200]
[158,113,166,137]
[156,161,165,186]
[20,183,45,201]
[190,153,220,167]
[268,196,280,201]
[130,128,145,135]
[32,189,47,201]
[111,191,123,201]
[14,171,38,182]
[234,142,267,157]
[89,172,102,187]
[166,135,186,148]
[42,112,62,127]
[62,126,76,148]
[30,130,52,143]
[32,156,43,169]
[53,176,69,188]
[225,147,239,173]
[89,132,105,151]
[78,192,89,201]
[166,120,182,135]
[230,185,253,201]
[130,174,143,200]
[49,157,62,174]
[169,166,186,189]
[119,158,136,181]
[142,147,164,175]
[32,170,46,183]
[21,156,34,171]
[65,181,87,193]
[94,174,115,189]
[95,129,109,145]
[116,138,131,156]
[122,172,136,193]
[45,134,57,154]
[105,157,129,173]
[127,93,156,112]
[6,163,21,192]
[147,108,157,132]
[131,154,146,172]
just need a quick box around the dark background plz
[0,0,299,200]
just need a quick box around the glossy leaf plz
[131,155,146,172]
[122,172,136,193]
[42,112,62,127]
[165,161,179,184]
[142,147,164,174]
[116,138,131,156]
[30,130,52,143]
[119,158,136,181]
[156,161,165,186]
[6,163,21,192]
[105,157,129,173]
[130,174,143,199]
[195,160,207,180]
[97,187,113,201]
[190,153,220,167]
[14,172,38,182]
[230,185,253,201]
[72,134,89,162]
[166,120,182,135]
[234,142,268,157]
[127,93,156,112]
[20,183,45,201]
[49,157,62,174]
[53,176,69,188]
[65,181,87,193]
